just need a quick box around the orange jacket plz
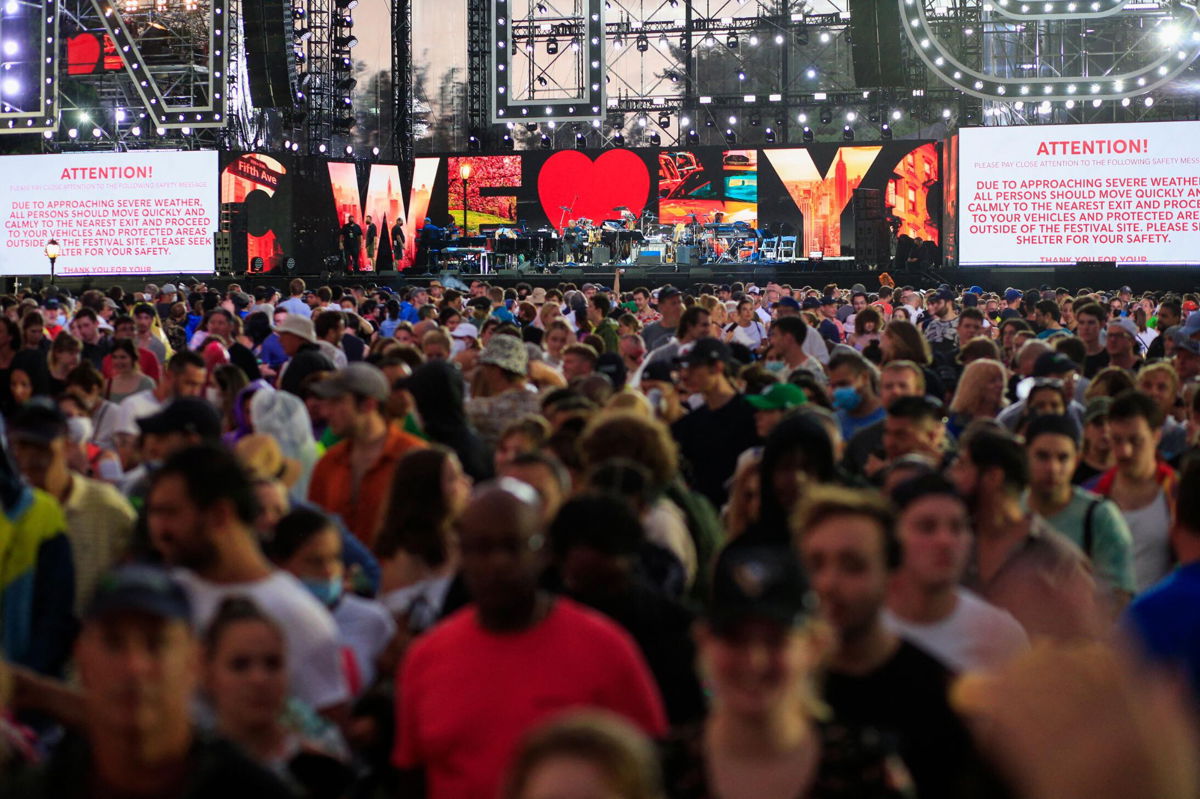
[308,423,426,549]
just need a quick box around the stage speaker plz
[847,0,904,88]
[496,269,521,277]
[636,248,665,265]
[621,268,647,280]
[689,267,713,281]
[214,232,233,274]
[243,0,296,108]
[561,267,585,278]
[590,245,612,265]
[676,245,700,266]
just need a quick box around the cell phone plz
[646,388,664,413]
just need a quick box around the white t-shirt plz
[332,593,396,693]
[883,587,1029,672]
[115,389,164,436]
[1122,490,1172,592]
[174,569,350,711]
[728,320,767,351]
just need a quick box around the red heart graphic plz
[67,33,101,75]
[537,150,650,232]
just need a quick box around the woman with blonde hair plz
[948,358,1008,438]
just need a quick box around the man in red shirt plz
[393,480,666,799]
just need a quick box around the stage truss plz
[476,0,1200,150]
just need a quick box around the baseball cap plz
[1032,351,1077,377]
[273,314,318,344]
[657,286,683,302]
[1004,288,1023,302]
[478,333,528,376]
[745,383,808,411]
[747,286,762,295]
[677,338,731,368]
[641,360,676,384]
[820,295,838,306]
[968,285,984,295]
[961,293,979,308]
[775,296,801,311]
[595,352,627,389]
[1120,285,1133,294]
[452,322,479,339]
[1107,317,1142,348]
[8,401,68,444]
[1180,311,1200,337]
[1172,327,1200,355]
[931,287,955,302]
[310,362,391,402]
[801,297,822,311]
[137,398,222,440]
[707,545,816,634]
[84,565,191,624]
[850,283,867,294]
[1084,396,1113,425]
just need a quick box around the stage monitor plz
[958,121,1200,267]
[0,151,218,277]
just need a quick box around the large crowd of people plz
[1,272,1199,798]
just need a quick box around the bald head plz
[457,479,545,629]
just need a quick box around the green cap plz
[745,383,808,411]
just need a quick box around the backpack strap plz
[1083,498,1102,557]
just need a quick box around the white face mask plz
[66,416,93,444]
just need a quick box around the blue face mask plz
[303,576,343,607]
[832,386,863,412]
[764,360,787,374]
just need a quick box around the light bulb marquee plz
[0,0,60,134]
[92,0,229,129]
[897,0,1200,102]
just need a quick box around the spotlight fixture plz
[636,35,649,52]
[726,33,738,48]
[344,145,353,155]
[842,125,854,141]
[687,129,700,145]
[574,133,586,149]
[802,126,814,143]
[468,134,481,151]
[819,106,832,125]
[502,134,514,151]
[881,123,892,140]
[648,132,661,146]
[724,128,736,145]
[612,132,625,147]
[334,34,357,48]
[336,77,357,91]
[372,146,380,156]
[657,112,670,128]
[546,37,558,54]
[764,127,776,143]
[749,113,761,127]
[540,133,552,148]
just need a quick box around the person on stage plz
[340,214,363,273]
[364,215,378,270]
[392,217,408,269]
[419,217,443,271]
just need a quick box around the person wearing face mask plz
[269,508,396,697]
[56,393,123,484]
[7,402,136,619]
[827,350,884,442]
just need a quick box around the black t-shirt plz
[81,338,112,370]
[6,733,294,799]
[1073,459,1105,486]
[1083,349,1110,378]
[824,640,1004,799]
[671,393,760,509]
[341,222,362,245]
[570,578,705,726]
